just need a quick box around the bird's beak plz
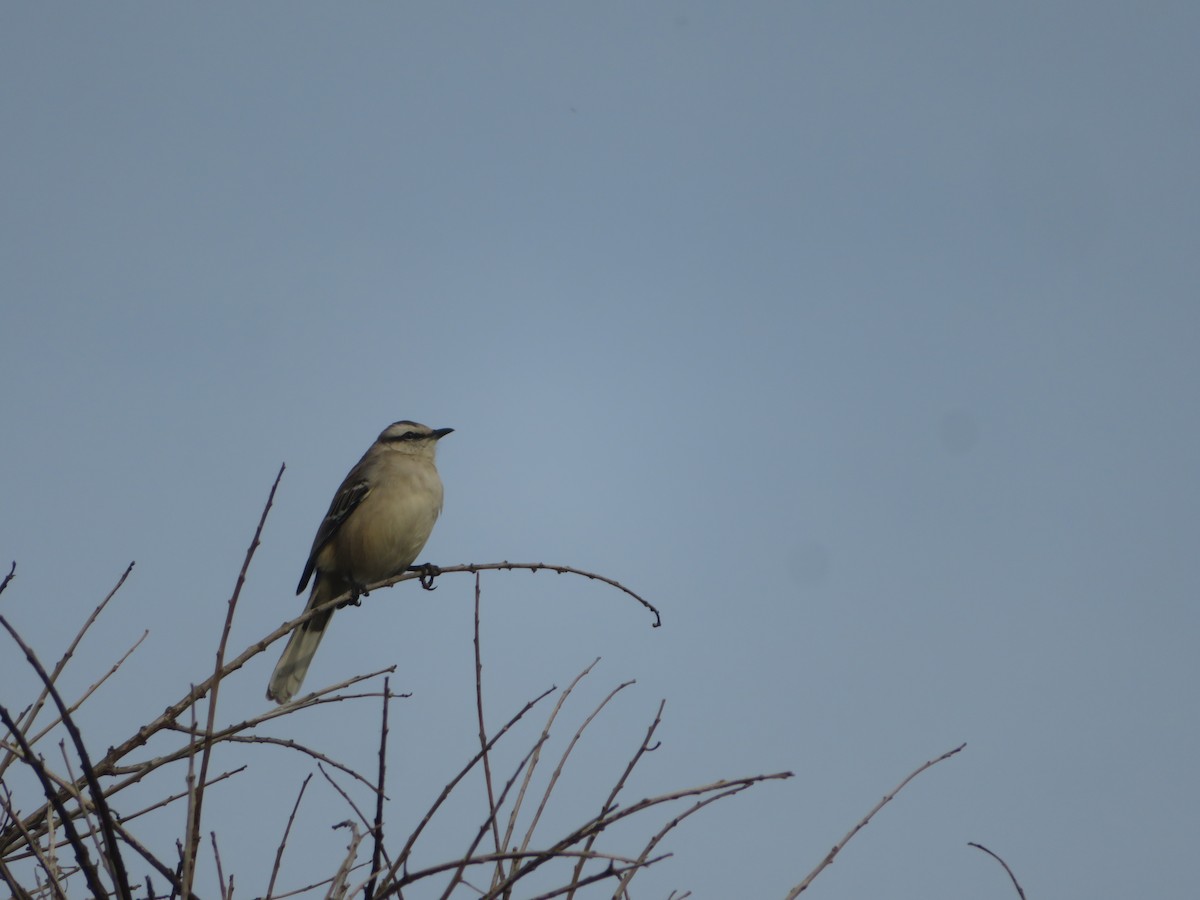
[432,427,454,440]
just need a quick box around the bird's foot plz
[409,563,441,591]
[341,582,368,608]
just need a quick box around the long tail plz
[267,579,336,704]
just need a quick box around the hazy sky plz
[2,4,1198,898]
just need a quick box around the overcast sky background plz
[2,3,1198,898]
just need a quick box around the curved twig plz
[786,743,966,897]
[968,842,1027,900]
[401,562,661,627]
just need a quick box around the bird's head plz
[376,420,454,458]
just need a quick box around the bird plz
[267,420,453,704]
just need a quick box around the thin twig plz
[121,766,247,823]
[968,842,1027,900]
[12,672,397,855]
[57,740,109,887]
[315,762,398,897]
[0,783,67,900]
[0,562,134,784]
[381,686,557,895]
[785,743,967,898]
[614,780,760,896]
[565,697,660,897]
[266,773,312,900]
[485,772,793,899]
[364,677,391,900]
[6,558,637,844]
[317,763,376,836]
[329,820,364,899]
[0,561,16,597]
[377,849,669,897]
[169,730,378,794]
[0,618,133,900]
[472,573,503,885]
[180,690,200,897]
[441,733,550,900]
[1,749,107,850]
[107,817,197,900]
[0,763,89,861]
[269,870,351,900]
[500,658,601,886]
[0,703,108,900]
[24,630,149,752]
[402,562,661,627]
[0,854,36,900]
[210,832,228,900]
[184,462,284,898]
[521,854,670,900]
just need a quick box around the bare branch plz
[785,743,967,897]
[566,697,661,896]
[615,780,760,896]
[329,820,365,899]
[0,618,133,900]
[402,562,660,627]
[0,702,108,900]
[56,741,109,888]
[23,630,149,753]
[381,685,557,894]
[522,853,670,900]
[968,842,1027,900]
[0,562,134,784]
[500,658,600,878]
[0,784,66,900]
[471,572,503,890]
[107,817,197,900]
[441,730,550,900]
[173,732,378,794]
[265,773,311,900]
[376,848,670,897]
[180,687,201,897]
[121,767,248,824]
[0,854,36,900]
[4,553,642,848]
[0,466,833,900]
[364,678,392,900]
[485,772,793,899]
[210,831,228,900]
[184,462,284,897]
[317,764,375,836]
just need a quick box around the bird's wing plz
[296,473,372,594]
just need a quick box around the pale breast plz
[324,460,444,585]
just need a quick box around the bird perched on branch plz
[267,420,453,704]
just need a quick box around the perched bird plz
[267,420,453,704]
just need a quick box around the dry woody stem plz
[1,465,965,899]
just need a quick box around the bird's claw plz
[410,563,441,591]
[341,583,368,608]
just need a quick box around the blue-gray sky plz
[2,4,1198,898]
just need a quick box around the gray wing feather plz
[296,476,371,594]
